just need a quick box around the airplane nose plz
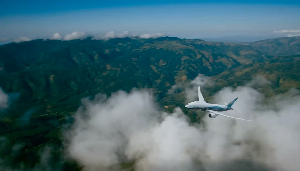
[185,105,188,108]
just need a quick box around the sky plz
[0,0,300,43]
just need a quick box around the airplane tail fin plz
[198,86,206,102]
[227,97,238,108]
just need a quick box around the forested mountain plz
[0,36,265,119]
[0,36,300,171]
[247,36,300,56]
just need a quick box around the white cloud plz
[50,33,62,40]
[12,36,32,43]
[168,74,214,103]
[273,30,300,33]
[92,31,164,40]
[0,88,8,109]
[92,31,131,40]
[245,76,271,87]
[64,77,300,171]
[63,31,87,41]
[93,31,163,40]
[185,74,214,102]
[206,86,300,171]
[287,34,300,37]
[273,30,300,37]
[104,31,116,39]
[138,33,163,39]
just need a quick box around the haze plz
[1,0,300,44]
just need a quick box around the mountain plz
[0,36,300,171]
[0,36,267,112]
[0,36,265,74]
[210,54,300,96]
[202,35,281,43]
[247,36,300,56]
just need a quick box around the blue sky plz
[1,0,300,43]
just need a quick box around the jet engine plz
[208,112,218,118]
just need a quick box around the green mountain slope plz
[0,36,264,74]
[248,36,300,56]
[0,36,267,115]
[211,54,300,96]
[0,36,299,171]
[0,37,147,73]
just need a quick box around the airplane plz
[185,86,252,121]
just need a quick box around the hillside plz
[0,36,265,73]
[209,54,300,99]
[248,36,300,56]
[0,36,267,116]
[0,36,300,171]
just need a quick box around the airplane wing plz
[208,110,252,121]
[198,86,206,103]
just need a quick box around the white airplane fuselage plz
[185,101,232,111]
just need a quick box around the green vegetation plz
[247,36,300,56]
[0,36,300,170]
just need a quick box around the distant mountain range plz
[201,35,286,43]
[0,35,300,170]
[247,36,300,56]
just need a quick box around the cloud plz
[63,89,203,171]
[63,77,300,171]
[92,31,131,40]
[138,33,163,39]
[167,83,183,95]
[273,30,300,33]
[63,31,87,41]
[103,31,116,39]
[245,76,271,87]
[92,31,164,40]
[51,33,62,40]
[18,108,38,126]
[0,88,8,110]
[12,36,32,43]
[287,34,300,37]
[0,87,19,113]
[185,74,214,102]
[206,86,300,171]
[0,38,9,42]
[273,30,300,37]
[168,74,214,103]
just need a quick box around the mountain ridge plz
[1,35,300,171]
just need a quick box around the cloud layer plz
[4,31,164,44]
[51,33,62,40]
[12,36,32,43]
[64,77,300,171]
[63,31,87,41]
[273,30,300,33]
[273,30,300,38]
[287,34,300,37]
[92,31,131,40]
[92,31,164,40]
[138,33,164,39]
